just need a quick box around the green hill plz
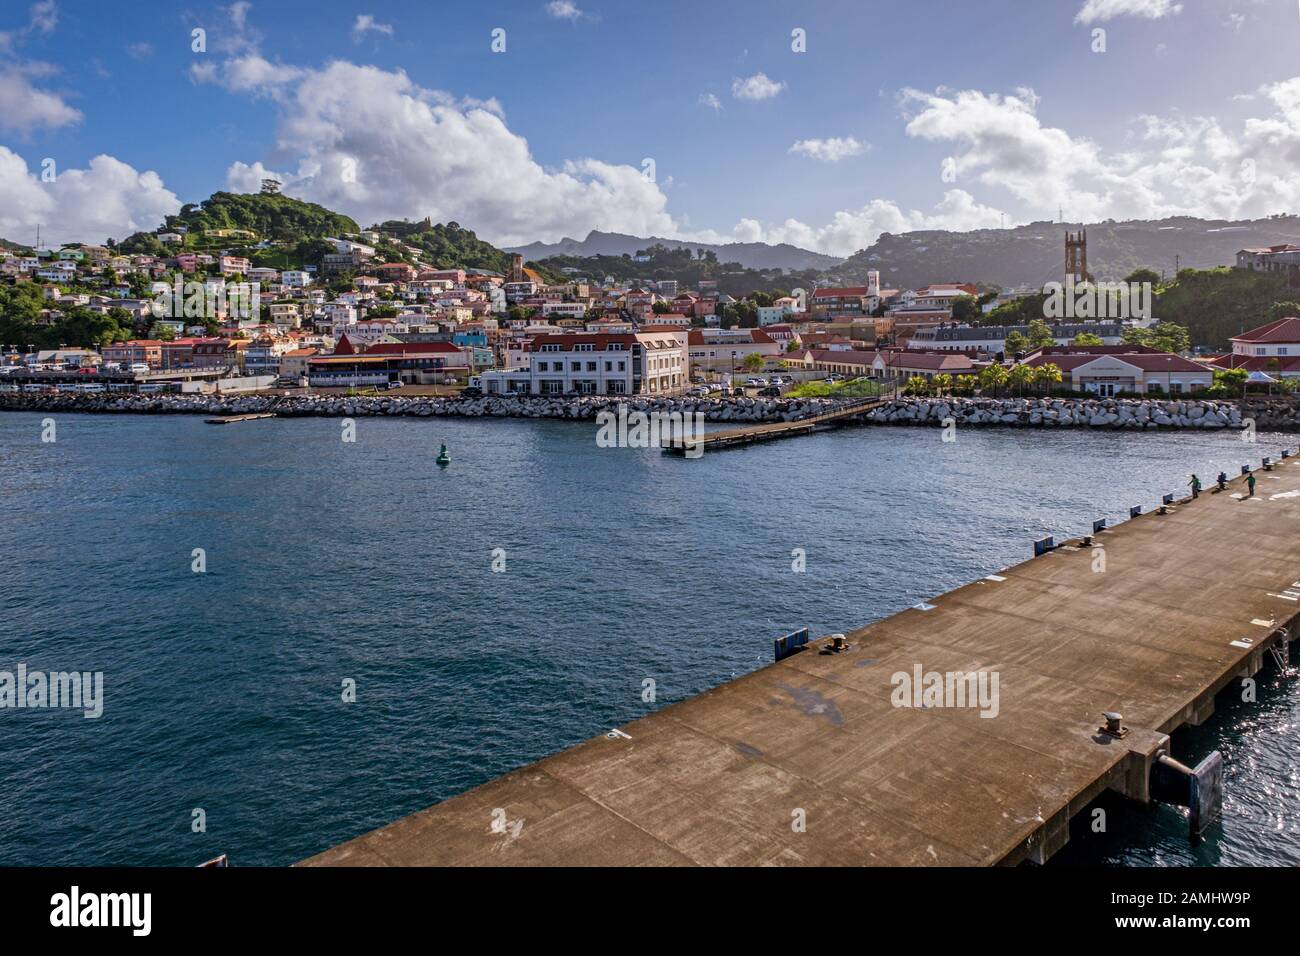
[1154,267,1299,350]
[833,216,1300,290]
[369,219,555,279]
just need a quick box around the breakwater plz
[3,391,1297,430]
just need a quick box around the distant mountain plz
[505,230,843,272]
[833,216,1300,291]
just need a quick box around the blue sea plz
[0,411,1296,865]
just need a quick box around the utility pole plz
[1175,254,1180,275]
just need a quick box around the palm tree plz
[978,363,1008,396]
[1033,363,1063,397]
[904,375,930,396]
[1007,364,1034,397]
[932,373,953,395]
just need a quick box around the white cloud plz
[732,72,785,101]
[127,41,153,60]
[351,14,393,41]
[0,147,181,246]
[896,82,1300,227]
[724,190,1007,258]
[545,1,583,20]
[204,58,676,246]
[789,136,866,162]
[0,65,81,133]
[1075,0,1182,25]
[27,0,58,34]
[698,92,721,111]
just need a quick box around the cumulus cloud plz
[0,146,181,246]
[732,72,784,101]
[723,190,1007,258]
[0,65,81,133]
[897,82,1300,226]
[789,136,866,162]
[698,92,721,111]
[201,57,676,246]
[351,14,393,41]
[1075,0,1182,25]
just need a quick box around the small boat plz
[436,444,451,467]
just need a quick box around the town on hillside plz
[4,213,1300,402]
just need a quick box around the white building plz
[480,330,686,395]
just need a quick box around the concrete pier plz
[302,459,1300,866]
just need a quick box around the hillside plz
[506,230,842,272]
[534,242,822,298]
[369,219,554,279]
[834,216,1300,290]
[1154,267,1299,350]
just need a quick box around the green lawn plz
[785,377,888,399]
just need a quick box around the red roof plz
[364,341,461,355]
[525,333,637,350]
[1024,351,1207,373]
[1206,353,1300,373]
[812,287,868,298]
[1231,317,1300,344]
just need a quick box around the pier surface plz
[664,394,888,454]
[302,462,1300,866]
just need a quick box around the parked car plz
[759,385,782,397]
[687,385,709,397]
[386,381,403,390]
[745,377,764,387]
[732,387,746,396]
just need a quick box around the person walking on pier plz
[1217,471,1229,491]
[1246,471,1257,499]
[1189,474,1201,499]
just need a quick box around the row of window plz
[536,360,626,372]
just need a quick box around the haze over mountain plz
[831,216,1300,291]
[504,232,844,273]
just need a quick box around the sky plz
[3,0,1300,255]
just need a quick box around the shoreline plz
[1,391,1294,430]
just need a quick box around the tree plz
[1026,319,1055,349]
[1033,363,1063,396]
[1007,363,1034,396]
[1072,332,1104,346]
[1267,301,1300,323]
[950,295,981,325]
[1124,268,1160,287]
[1003,330,1030,356]
[741,351,765,371]
[931,373,954,395]
[903,375,930,396]
[1124,320,1190,355]
[978,363,1008,396]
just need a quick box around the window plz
[618,361,625,371]
[537,361,548,371]
[587,362,597,372]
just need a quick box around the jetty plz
[662,394,890,454]
[203,412,277,425]
[301,451,1300,867]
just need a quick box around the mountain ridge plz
[504,230,844,272]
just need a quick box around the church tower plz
[1065,229,1089,284]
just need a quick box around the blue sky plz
[4,0,1300,254]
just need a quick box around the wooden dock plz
[301,454,1300,867]
[204,413,277,425]
[663,394,890,455]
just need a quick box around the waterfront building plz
[479,331,686,395]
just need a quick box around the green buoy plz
[436,443,451,467]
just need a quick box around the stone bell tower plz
[1065,229,1089,284]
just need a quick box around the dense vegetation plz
[1152,267,1300,350]
[538,242,823,299]
[368,219,554,279]
[0,282,135,350]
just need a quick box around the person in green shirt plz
[1188,474,1201,498]
[1246,472,1257,498]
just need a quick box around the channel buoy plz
[436,444,451,467]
